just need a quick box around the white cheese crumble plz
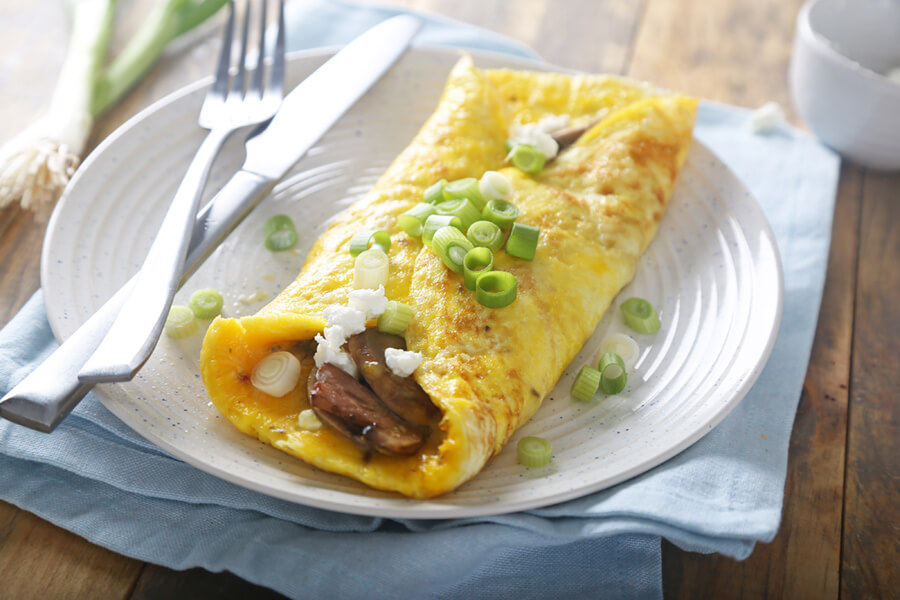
[297,408,323,431]
[510,114,571,160]
[749,101,785,134]
[348,285,389,319]
[322,305,367,336]
[384,348,423,378]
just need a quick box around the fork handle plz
[0,169,272,432]
[78,128,233,383]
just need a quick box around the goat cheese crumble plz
[384,348,423,378]
[749,101,785,134]
[313,285,390,376]
[510,114,571,160]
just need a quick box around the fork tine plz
[265,0,286,100]
[210,0,235,99]
[249,0,268,97]
[230,0,252,97]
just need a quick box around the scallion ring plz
[517,436,552,468]
[188,288,223,319]
[571,365,601,402]
[377,300,415,335]
[507,142,546,174]
[466,220,504,251]
[423,179,447,204]
[422,214,463,246]
[620,298,661,334]
[431,226,474,273]
[598,332,640,370]
[598,352,627,395]
[164,305,197,339]
[397,203,437,237]
[262,214,296,237]
[251,351,301,398]
[478,170,512,202]
[434,197,481,232]
[442,177,486,210]
[463,247,494,290]
[265,228,298,252]
[505,222,540,260]
[481,199,520,228]
[349,229,391,257]
[475,270,517,308]
[353,247,390,289]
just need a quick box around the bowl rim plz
[797,0,900,95]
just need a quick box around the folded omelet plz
[200,56,697,498]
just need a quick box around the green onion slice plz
[481,199,520,228]
[349,229,391,257]
[164,305,197,339]
[265,228,298,252]
[251,351,302,398]
[262,214,296,237]
[466,220,504,251]
[598,332,640,370]
[353,247,390,289]
[435,197,481,232]
[397,203,437,238]
[431,226,474,273]
[571,365,602,402]
[188,288,223,319]
[620,298,661,334]
[507,142,546,174]
[442,177,486,210]
[463,247,494,290]
[505,222,540,260]
[598,352,627,395]
[475,270,517,308]
[479,170,512,202]
[377,300,415,335]
[422,214,463,246]
[517,436,552,468]
[423,179,447,204]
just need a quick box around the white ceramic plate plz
[42,47,782,519]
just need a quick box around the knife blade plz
[0,15,421,431]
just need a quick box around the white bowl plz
[789,0,900,169]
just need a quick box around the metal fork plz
[78,0,286,383]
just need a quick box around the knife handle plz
[0,169,272,432]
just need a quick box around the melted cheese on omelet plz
[200,56,697,498]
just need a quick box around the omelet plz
[200,56,697,498]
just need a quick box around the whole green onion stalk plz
[0,0,228,221]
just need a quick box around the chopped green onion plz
[571,365,601,402]
[265,228,299,252]
[442,177,486,210]
[377,300,415,335]
[423,179,447,204]
[431,226,474,274]
[505,222,540,260]
[435,197,481,232]
[517,436,552,468]
[353,247,390,289]
[463,247,494,290]
[507,142,546,174]
[598,352,627,395]
[188,288,223,319]
[262,214,296,238]
[466,220,504,251]
[475,270,517,308]
[397,203,437,237]
[422,214,463,246]
[164,305,197,339]
[599,332,640,370]
[478,170,512,202]
[349,229,391,257]
[620,298,661,334]
[251,351,302,398]
[481,199,520,228]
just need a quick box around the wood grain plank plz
[0,503,143,600]
[130,564,287,600]
[841,170,900,598]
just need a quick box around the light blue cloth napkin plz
[0,1,839,598]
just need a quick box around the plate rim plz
[41,46,784,519]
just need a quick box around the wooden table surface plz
[1,1,897,598]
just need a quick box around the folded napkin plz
[0,1,840,598]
